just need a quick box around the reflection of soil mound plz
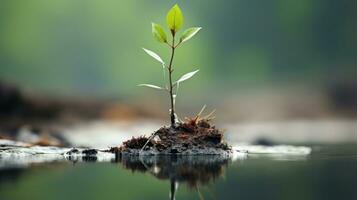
[117,155,230,187]
[118,118,231,155]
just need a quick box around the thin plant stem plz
[168,34,176,126]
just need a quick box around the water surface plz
[0,144,356,200]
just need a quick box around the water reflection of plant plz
[116,154,230,199]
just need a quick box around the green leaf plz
[180,27,201,43]
[166,4,184,34]
[138,84,163,90]
[152,23,167,43]
[142,48,165,68]
[176,69,199,84]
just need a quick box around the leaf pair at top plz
[152,4,201,45]
[166,4,184,34]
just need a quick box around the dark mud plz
[116,118,232,155]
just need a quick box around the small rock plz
[82,149,98,155]
[66,148,80,155]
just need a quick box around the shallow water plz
[0,144,356,200]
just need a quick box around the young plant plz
[140,4,201,126]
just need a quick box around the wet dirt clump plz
[117,118,232,155]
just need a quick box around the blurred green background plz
[1,0,356,119]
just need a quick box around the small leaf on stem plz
[138,84,163,90]
[166,4,184,34]
[176,69,199,84]
[152,23,167,43]
[180,27,201,44]
[142,48,165,67]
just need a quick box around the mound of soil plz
[116,118,231,155]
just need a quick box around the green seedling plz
[139,4,201,126]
